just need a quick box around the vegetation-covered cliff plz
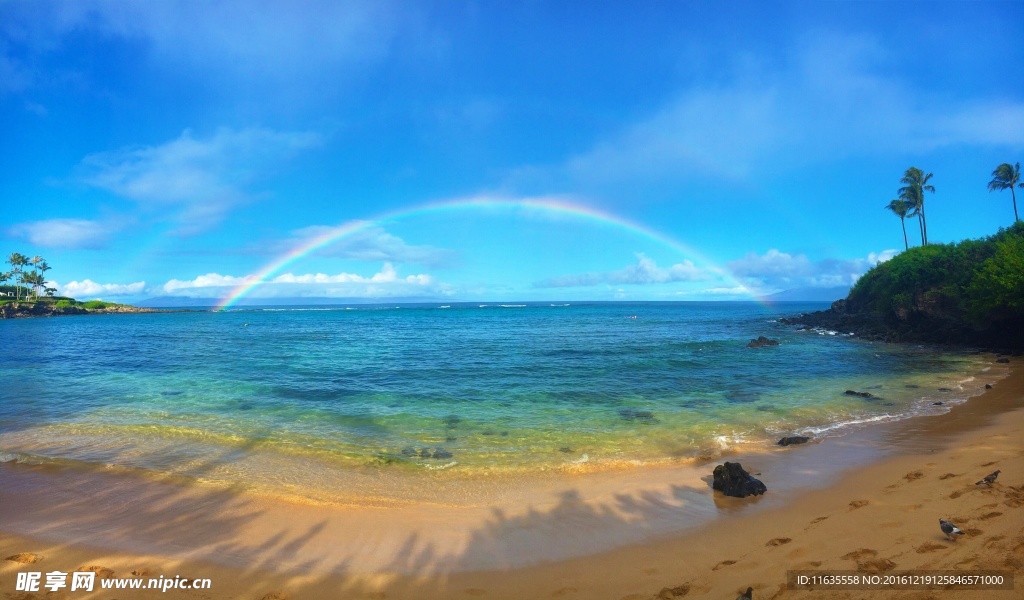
[783,221,1024,350]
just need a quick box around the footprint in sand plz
[712,560,736,571]
[1003,485,1024,508]
[259,592,289,600]
[811,516,828,524]
[841,548,877,561]
[849,500,869,510]
[4,552,43,564]
[131,568,151,577]
[904,470,924,482]
[964,527,983,536]
[76,566,115,579]
[984,535,1006,550]
[981,461,998,467]
[551,587,578,597]
[949,490,963,499]
[793,560,822,569]
[858,558,897,571]
[978,512,1003,520]
[654,584,690,599]
[1007,540,1024,566]
[463,589,487,597]
[939,473,958,480]
[916,542,946,553]
[766,537,792,547]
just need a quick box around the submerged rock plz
[778,436,810,446]
[401,447,454,460]
[996,358,1010,363]
[746,336,780,348]
[618,408,656,421]
[712,462,767,498]
[844,390,875,398]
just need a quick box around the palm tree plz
[900,185,925,246]
[898,167,934,245]
[885,199,911,250]
[988,162,1021,223]
[35,259,50,297]
[6,253,28,301]
[22,271,45,300]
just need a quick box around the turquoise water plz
[0,302,993,500]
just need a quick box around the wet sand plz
[1,358,1020,599]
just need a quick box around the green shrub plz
[54,299,74,309]
[849,221,1024,326]
[82,300,110,309]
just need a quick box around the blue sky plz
[2,1,1022,303]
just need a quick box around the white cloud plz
[282,224,457,268]
[79,127,321,235]
[523,33,1024,189]
[7,218,122,249]
[163,273,250,292]
[727,248,897,291]
[535,253,708,288]
[57,279,147,298]
[161,263,440,298]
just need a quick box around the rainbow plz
[215,195,753,309]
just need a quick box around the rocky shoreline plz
[780,298,1023,351]
[0,302,156,319]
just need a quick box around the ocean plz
[0,301,994,504]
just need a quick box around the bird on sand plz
[736,587,753,600]
[976,470,1000,486]
[939,518,965,541]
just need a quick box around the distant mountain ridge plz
[759,286,851,302]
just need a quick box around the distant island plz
[0,298,154,319]
[783,221,1024,350]
[2,251,153,319]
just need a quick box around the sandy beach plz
[2,358,1021,600]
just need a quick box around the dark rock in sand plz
[401,447,418,457]
[778,436,810,446]
[844,390,875,398]
[986,384,993,389]
[712,462,767,498]
[938,387,953,392]
[746,336,780,348]
[431,449,453,460]
[932,402,943,406]
[996,358,1010,363]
